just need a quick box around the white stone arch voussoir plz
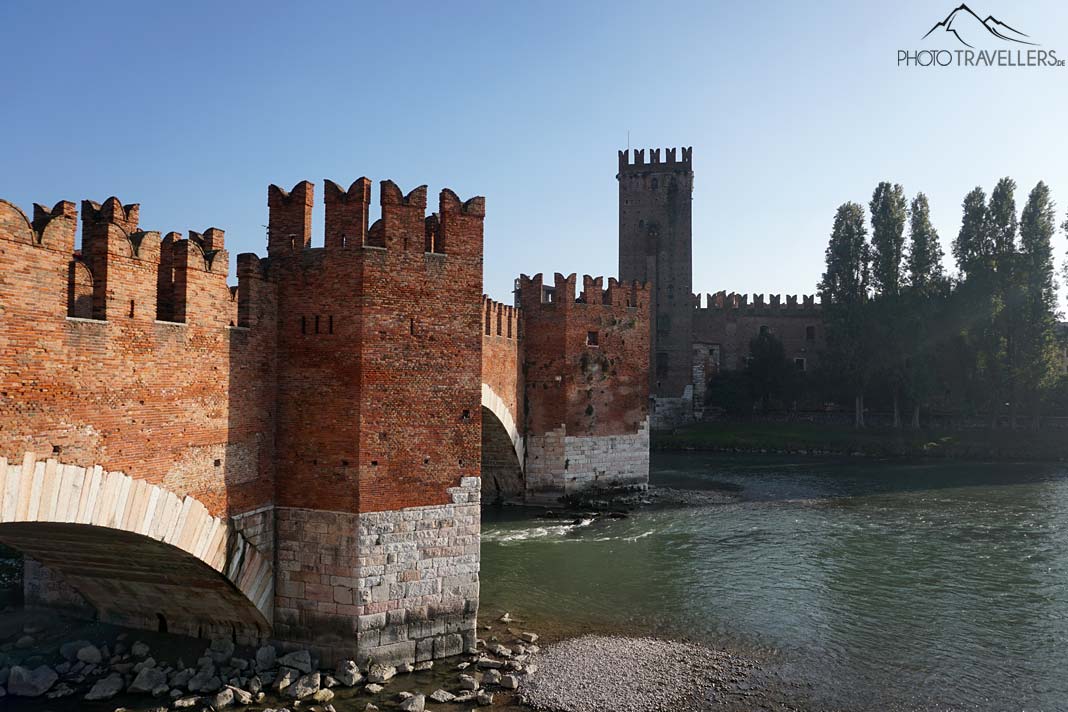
[481,383,524,471]
[0,453,273,625]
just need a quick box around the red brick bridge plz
[0,178,648,664]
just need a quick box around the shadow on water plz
[653,451,1068,502]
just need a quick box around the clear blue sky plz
[3,1,1068,306]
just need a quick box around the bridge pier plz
[272,478,480,665]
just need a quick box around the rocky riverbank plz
[549,482,741,515]
[0,606,819,712]
[0,609,541,711]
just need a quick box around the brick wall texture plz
[517,273,651,496]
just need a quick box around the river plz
[481,454,1068,712]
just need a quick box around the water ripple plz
[480,455,1068,711]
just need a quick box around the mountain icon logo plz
[922,4,1037,48]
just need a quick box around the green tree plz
[819,202,872,427]
[989,177,1019,260]
[869,182,909,426]
[869,182,908,296]
[988,178,1018,425]
[1015,181,1058,425]
[953,185,1006,426]
[820,202,870,304]
[953,187,991,281]
[903,193,948,427]
[907,193,946,294]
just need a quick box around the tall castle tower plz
[617,147,694,423]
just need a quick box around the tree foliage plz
[1015,181,1058,419]
[953,187,990,280]
[819,202,873,427]
[907,193,945,295]
[810,179,1066,429]
[869,182,908,296]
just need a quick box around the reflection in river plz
[481,454,1068,711]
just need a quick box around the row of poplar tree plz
[820,178,1063,428]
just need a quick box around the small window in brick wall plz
[586,331,599,347]
[794,357,807,373]
[806,325,816,341]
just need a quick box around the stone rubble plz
[0,616,545,711]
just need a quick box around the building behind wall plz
[691,291,823,417]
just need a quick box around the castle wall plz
[518,273,650,498]
[0,199,278,518]
[692,292,823,376]
[481,297,522,424]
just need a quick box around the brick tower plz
[617,147,694,427]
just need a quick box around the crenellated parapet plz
[324,178,371,249]
[482,295,519,340]
[31,201,78,251]
[617,146,693,173]
[268,179,484,258]
[517,272,649,313]
[697,290,821,313]
[0,196,245,326]
[619,145,692,172]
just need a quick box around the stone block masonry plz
[525,418,650,494]
[271,477,479,664]
[354,476,480,664]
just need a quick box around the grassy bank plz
[653,421,1068,462]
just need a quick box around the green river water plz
[481,454,1068,711]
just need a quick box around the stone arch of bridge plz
[0,454,273,641]
[481,383,524,503]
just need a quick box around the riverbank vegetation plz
[823,178,1063,428]
[707,178,1068,430]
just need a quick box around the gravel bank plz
[520,635,758,712]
